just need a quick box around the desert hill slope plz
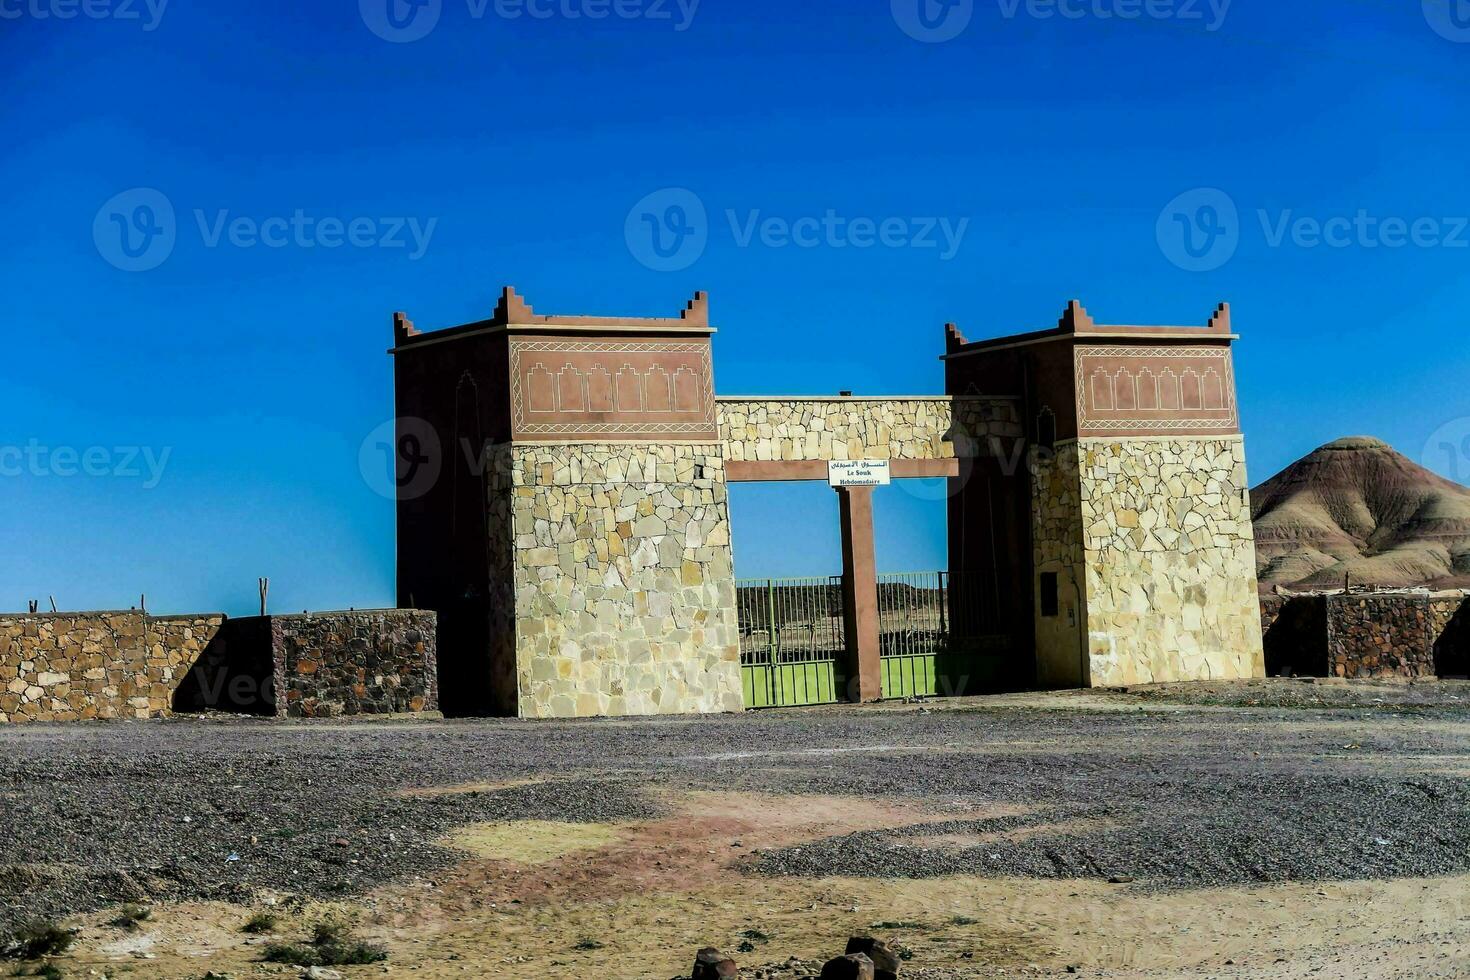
[1250,436,1470,591]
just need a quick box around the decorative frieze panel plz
[510,338,718,441]
[1074,345,1239,436]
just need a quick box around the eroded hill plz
[1251,436,1470,591]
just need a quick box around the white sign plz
[828,460,891,487]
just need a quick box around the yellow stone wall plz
[1077,437,1265,685]
[717,397,957,462]
[1030,446,1088,687]
[506,443,743,719]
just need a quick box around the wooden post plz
[837,485,882,702]
[258,578,269,617]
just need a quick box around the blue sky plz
[3,0,1469,614]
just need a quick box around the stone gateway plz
[391,288,1266,718]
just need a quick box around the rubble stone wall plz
[1077,437,1265,686]
[1323,592,1470,679]
[0,612,223,723]
[506,442,743,719]
[273,610,438,718]
[1256,591,1470,679]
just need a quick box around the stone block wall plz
[1031,445,1086,687]
[0,612,223,723]
[176,611,439,718]
[484,441,520,716]
[506,442,743,718]
[951,397,1026,457]
[718,398,958,462]
[1255,591,1470,679]
[273,610,438,718]
[1077,437,1264,685]
[1326,594,1438,678]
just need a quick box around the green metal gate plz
[877,572,948,699]
[737,577,845,708]
[878,571,1004,699]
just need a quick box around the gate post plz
[837,485,883,702]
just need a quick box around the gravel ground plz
[1100,677,1470,711]
[2,683,1469,940]
[756,766,1470,887]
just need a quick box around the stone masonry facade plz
[485,441,520,716]
[718,398,958,462]
[1030,437,1265,688]
[717,396,1022,464]
[274,610,439,718]
[1031,446,1087,686]
[1078,437,1264,685]
[507,442,743,719]
[0,612,223,723]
